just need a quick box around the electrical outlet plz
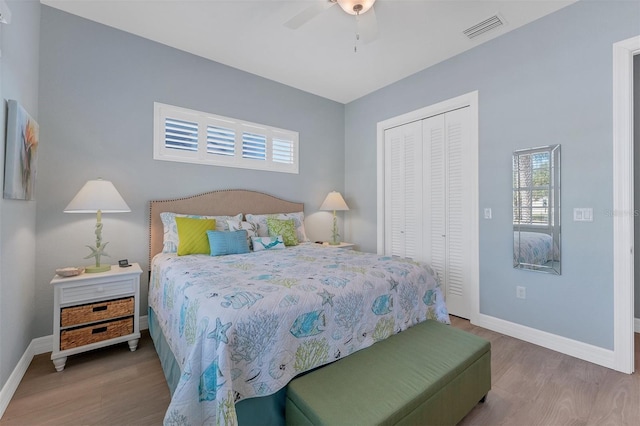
[516,286,526,299]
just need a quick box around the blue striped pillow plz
[206,230,250,256]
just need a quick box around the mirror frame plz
[513,144,561,275]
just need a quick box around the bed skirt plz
[148,308,287,425]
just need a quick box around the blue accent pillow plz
[207,230,250,256]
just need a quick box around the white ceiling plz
[40,0,576,104]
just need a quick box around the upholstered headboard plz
[149,189,304,265]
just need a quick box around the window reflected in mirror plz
[513,144,560,274]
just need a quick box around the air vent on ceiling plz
[463,14,505,39]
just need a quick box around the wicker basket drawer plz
[60,317,133,350]
[60,297,134,327]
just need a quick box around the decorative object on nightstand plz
[55,266,84,277]
[50,263,142,371]
[319,191,350,245]
[64,178,131,273]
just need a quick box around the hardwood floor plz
[0,331,170,425]
[453,317,640,426]
[1,321,638,425]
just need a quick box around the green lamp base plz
[85,264,111,273]
[329,241,341,246]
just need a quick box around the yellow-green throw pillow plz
[176,217,216,255]
[267,218,298,246]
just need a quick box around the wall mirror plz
[513,144,561,274]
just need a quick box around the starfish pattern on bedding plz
[317,289,335,306]
[208,317,232,349]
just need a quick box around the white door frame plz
[613,35,639,374]
[376,90,479,324]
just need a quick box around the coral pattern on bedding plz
[149,243,449,426]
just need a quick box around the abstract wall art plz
[4,99,39,200]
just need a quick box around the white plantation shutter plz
[242,131,267,160]
[165,118,198,152]
[154,102,299,174]
[273,138,295,164]
[154,105,204,162]
[207,125,235,156]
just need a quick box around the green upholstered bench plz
[285,320,491,426]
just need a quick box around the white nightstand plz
[50,263,142,372]
[322,242,355,250]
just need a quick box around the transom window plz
[153,102,299,174]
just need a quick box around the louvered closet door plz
[384,121,423,259]
[423,107,471,318]
[423,114,446,298]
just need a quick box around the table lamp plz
[320,191,349,245]
[64,178,131,273]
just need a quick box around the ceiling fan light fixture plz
[336,0,376,16]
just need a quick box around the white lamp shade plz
[320,191,349,211]
[64,179,131,213]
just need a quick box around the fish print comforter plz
[149,243,450,426]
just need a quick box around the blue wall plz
[34,6,345,337]
[344,1,640,349]
[0,0,40,392]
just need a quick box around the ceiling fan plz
[285,0,379,46]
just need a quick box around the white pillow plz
[227,220,258,250]
[245,212,309,242]
[251,235,286,251]
[160,212,242,253]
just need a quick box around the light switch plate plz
[573,208,593,222]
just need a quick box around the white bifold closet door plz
[384,106,471,319]
[384,120,423,260]
[423,107,470,318]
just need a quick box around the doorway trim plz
[613,35,639,374]
[375,90,479,324]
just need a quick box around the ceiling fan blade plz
[284,1,335,30]
[357,6,378,44]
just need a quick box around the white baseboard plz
[0,315,149,419]
[0,338,40,418]
[635,317,640,333]
[31,335,53,356]
[140,314,149,331]
[474,313,616,371]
